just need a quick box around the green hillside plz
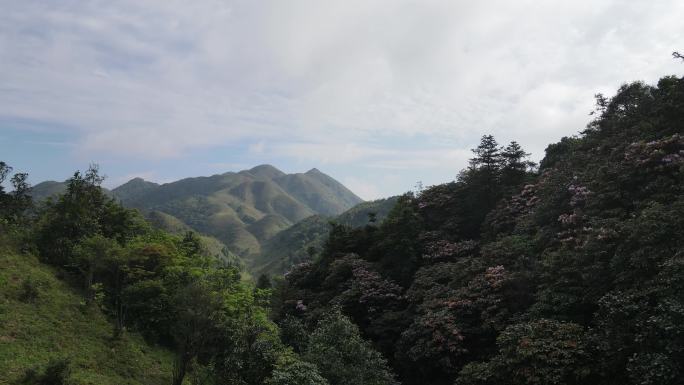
[31,181,113,202]
[253,196,399,275]
[110,178,159,202]
[273,168,363,216]
[335,196,399,227]
[29,181,67,201]
[0,238,173,385]
[276,75,684,385]
[114,165,361,257]
[3,70,684,385]
[34,165,363,261]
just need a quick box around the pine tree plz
[500,141,535,188]
[469,135,502,173]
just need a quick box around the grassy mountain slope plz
[254,196,399,275]
[252,215,329,275]
[145,210,191,234]
[111,165,360,257]
[335,196,399,227]
[110,177,159,202]
[144,210,243,268]
[273,168,363,216]
[29,181,67,201]
[0,240,173,385]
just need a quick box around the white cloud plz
[1,0,683,195]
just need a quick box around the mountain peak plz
[112,177,159,203]
[305,168,322,174]
[116,177,159,188]
[245,164,286,180]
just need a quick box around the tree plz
[469,135,502,173]
[170,279,228,385]
[266,355,329,385]
[0,161,10,193]
[500,141,535,188]
[0,161,32,225]
[72,234,122,305]
[457,319,592,385]
[454,135,508,235]
[304,309,397,385]
[36,164,145,265]
[36,165,108,264]
[257,273,273,290]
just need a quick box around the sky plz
[1,0,683,199]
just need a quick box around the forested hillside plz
[275,74,684,385]
[0,163,391,385]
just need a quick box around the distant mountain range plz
[31,165,366,271]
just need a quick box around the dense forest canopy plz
[1,72,683,384]
[274,74,684,385]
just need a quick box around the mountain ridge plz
[32,165,363,261]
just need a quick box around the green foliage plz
[253,197,399,276]
[0,161,33,227]
[278,315,309,353]
[35,165,147,266]
[18,278,41,303]
[457,319,591,385]
[277,74,684,385]
[304,309,397,385]
[41,359,72,385]
[266,355,329,385]
[11,165,297,385]
[0,247,174,384]
[6,71,684,385]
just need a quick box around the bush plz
[19,278,40,303]
[20,358,71,385]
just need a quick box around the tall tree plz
[500,141,535,189]
[0,161,32,225]
[36,164,144,265]
[305,309,397,385]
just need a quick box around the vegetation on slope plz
[0,239,174,385]
[32,165,363,261]
[275,74,684,385]
[0,162,393,385]
[5,69,683,385]
[111,165,361,259]
[254,196,399,276]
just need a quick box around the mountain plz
[110,177,159,202]
[109,165,362,258]
[31,165,363,259]
[273,168,363,216]
[30,181,67,201]
[31,180,113,202]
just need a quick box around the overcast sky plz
[1,0,682,199]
